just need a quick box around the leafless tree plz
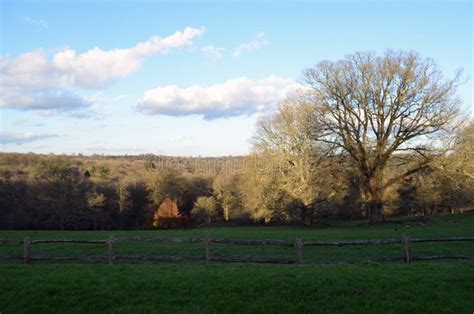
[304,50,462,223]
[252,100,344,224]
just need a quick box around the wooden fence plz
[1,234,473,265]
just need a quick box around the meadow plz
[1,214,473,313]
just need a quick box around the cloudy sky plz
[1,0,472,156]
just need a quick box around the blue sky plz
[1,0,472,156]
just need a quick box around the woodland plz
[1,51,473,230]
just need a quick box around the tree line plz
[1,50,473,229]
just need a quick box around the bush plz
[191,196,218,225]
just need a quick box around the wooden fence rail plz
[1,234,473,265]
[0,239,22,244]
[30,239,107,244]
[210,238,293,246]
[115,236,202,243]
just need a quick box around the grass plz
[1,262,473,313]
[0,213,473,313]
[1,213,473,263]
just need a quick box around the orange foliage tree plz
[152,197,189,228]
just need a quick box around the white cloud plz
[113,95,129,102]
[201,45,225,60]
[24,16,48,29]
[233,32,270,57]
[0,27,205,116]
[51,26,205,88]
[0,132,57,145]
[171,135,193,143]
[0,89,90,111]
[136,75,301,119]
[1,27,205,90]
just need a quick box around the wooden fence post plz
[23,236,31,264]
[204,232,211,265]
[107,233,114,265]
[295,237,303,264]
[402,233,411,264]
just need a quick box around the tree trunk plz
[301,205,313,226]
[223,204,229,221]
[9,209,14,230]
[364,172,385,224]
[367,198,384,223]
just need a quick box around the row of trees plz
[0,50,473,229]
[1,130,471,231]
[0,159,148,230]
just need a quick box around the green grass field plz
[1,214,473,313]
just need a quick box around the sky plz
[0,0,472,156]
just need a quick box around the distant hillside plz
[0,152,247,181]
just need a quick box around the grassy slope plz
[2,213,473,240]
[0,214,473,313]
[1,263,473,313]
[1,213,473,263]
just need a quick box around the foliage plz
[212,173,245,221]
[153,197,186,229]
[33,159,91,230]
[191,196,219,225]
[0,51,472,228]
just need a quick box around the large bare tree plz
[304,50,462,223]
[251,100,344,224]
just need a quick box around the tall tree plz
[433,120,474,213]
[0,172,29,229]
[191,196,219,225]
[34,159,91,229]
[149,170,187,209]
[251,100,343,224]
[212,173,242,221]
[304,50,461,223]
